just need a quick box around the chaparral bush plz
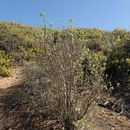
[106,40,130,91]
[21,32,106,130]
[0,50,14,76]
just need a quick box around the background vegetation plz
[0,22,129,90]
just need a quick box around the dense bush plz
[0,50,14,76]
[106,40,130,91]
[20,33,106,130]
[0,22,53,75]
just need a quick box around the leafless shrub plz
[22,32,106,130]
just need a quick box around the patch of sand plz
[0,67,24,89]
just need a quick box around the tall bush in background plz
[0,50,14,76]
[106,40,130,91]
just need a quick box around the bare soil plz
[79,105,130,130]
[0,68,24,89]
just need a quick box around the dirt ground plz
[0,68,24,89]
[0,68,130,130]
[78,105,130,130]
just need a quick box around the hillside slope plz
[0,22,129,129]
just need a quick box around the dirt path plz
[0,68,25,128]
[0,67,25,89]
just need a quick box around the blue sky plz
[0,0,130,30]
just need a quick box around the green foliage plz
[18,45,41,60]
[112,28,130,45]
[106,41,130,90]
[0,22,54,64]
[82,49,107,83]
[0,22,43,62]
[0,22,42,50]
[0,50,14,76]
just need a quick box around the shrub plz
[0,50,14,76]
[106,40,130,91]
[0,22,56,64]
[22,34,106,130]
[18,44,41,61]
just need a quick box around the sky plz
[0,0,130,31]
